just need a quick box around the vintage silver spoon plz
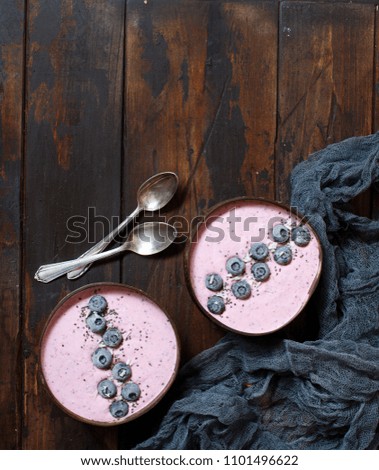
[67,171,178,279]
[35,222,177,283]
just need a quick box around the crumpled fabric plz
[135,133,379,450]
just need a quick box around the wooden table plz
[1,0,378,450]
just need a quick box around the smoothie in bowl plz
[185,198,322,335]
[40,283,180,426]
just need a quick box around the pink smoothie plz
[188,200,322,335]
[40,284,179,425]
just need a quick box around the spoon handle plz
[66,206,140,279]
[35,244,129,283]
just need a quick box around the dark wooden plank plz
[23,0,125,449]
[277,2,375,211]
[124,0,277,359]
[121,0,277,447]
[276,2,375,342]
[0,0,24,450]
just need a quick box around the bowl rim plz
[183,196,323,336]
[39,281,181,427]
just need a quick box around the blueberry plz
[274,246,292,265]
[231,280,251,299]
[112,362,132,382]
[92,347,113,369]
[225,256,245,276]
[109,400,129,419]
[249,242,269,261]
[102,327,123,348]
[205,273,223,291]
[251,262,271,281]
[121,382,141,402]
[86,312,107,334]
[292,226,311,247]
[88,295,108,314]
[271,224,290,243]
[97,379,117,399]
[207,295,225,315]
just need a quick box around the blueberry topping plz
[251,262,271,281]
[225,256,245,276]
[207,295,225,315]
[102,327,123,348]
[274,246,292,265]
[92,347,113,369]
[205,273,223,291]
[121,382,141,402]
[88,295,108,314]
[249,242,269,261]
[292,226,311,247]
[271,224,290,243]
[109,400,129,419]
[86,312,107,334]
[112,362,132,382]
[97,379,117,399]
[231,280,251,299]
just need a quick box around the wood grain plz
[277,2,375,212]
[0,0,24,450]
[23,0,125,449]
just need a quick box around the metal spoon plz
[67,171,178,279]
[35,222,177,283]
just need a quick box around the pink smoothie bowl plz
[39,283,180,426]
[184,197,323,336]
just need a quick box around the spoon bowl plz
[128,222,177,256]
[138,172,178,212]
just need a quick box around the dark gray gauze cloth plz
[136,133,379,450]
